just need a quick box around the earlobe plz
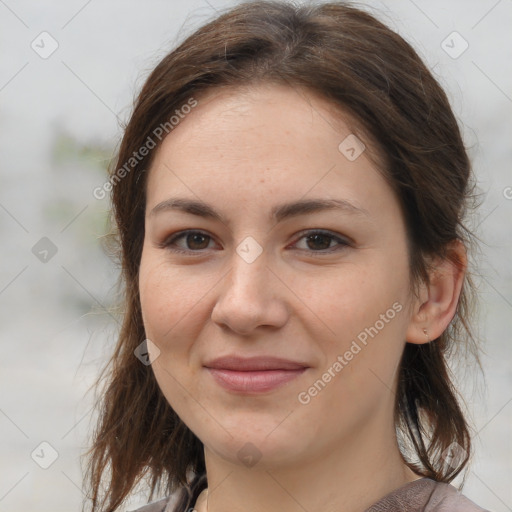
[405,240,467,345]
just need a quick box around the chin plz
[198,419,310,470]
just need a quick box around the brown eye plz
[292,230,351,255]
[161,230,216,254]
[305,233,333,250]
[184,232,211,250]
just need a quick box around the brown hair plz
[84,1,482,510]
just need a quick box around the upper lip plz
[204,355,309,371]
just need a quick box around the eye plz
[159,230,217,254]
[159,229,351,256]
[290,229,351,255]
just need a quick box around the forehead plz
[156,83,380,157]
[145,83,393,218]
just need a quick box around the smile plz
[206,368,308,393]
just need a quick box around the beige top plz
[129,476,490,512]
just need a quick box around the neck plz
[195,410,420,512]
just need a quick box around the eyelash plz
[159,229,351,257]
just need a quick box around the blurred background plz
[0,0,510,511]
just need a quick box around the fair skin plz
[138,83,466,512]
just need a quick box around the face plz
[139,83,416,469]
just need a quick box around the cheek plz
[298,293,407,445]
[139,252,202,342]
[138,253,199,418]
[139,258,194,399]
[138,249,217,397]
[310,257,410,392]
[317,260,409,337]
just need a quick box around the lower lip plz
[206,368,307,393]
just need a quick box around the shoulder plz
[127,496,172,512]
[128,473,206,512]
[427,481,491,512]
[366,477,491,511]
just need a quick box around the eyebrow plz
[149,197,370,224]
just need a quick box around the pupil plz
[308,234,330,250]
[184,233,332,251]
[188,233,209,249]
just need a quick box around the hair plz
[84,1,482,511]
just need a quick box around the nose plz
[210,249,289,335]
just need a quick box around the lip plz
[204,355,309,371]
[206,368,307,393]
[204,356,309,393]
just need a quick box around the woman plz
[85,1,489,511]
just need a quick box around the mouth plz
[204,355,309,393]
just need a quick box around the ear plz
[405,239,467,344]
